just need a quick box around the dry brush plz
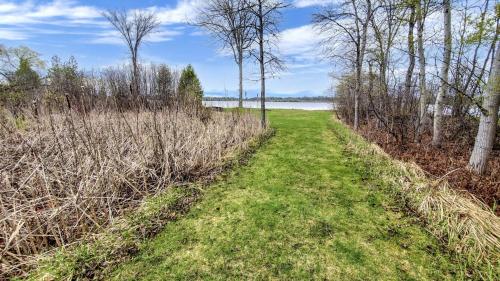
[0,108,264,278]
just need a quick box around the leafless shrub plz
[0,107,264,277]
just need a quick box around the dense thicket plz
[317,0,498,208]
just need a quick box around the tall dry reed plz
[0,108,263,277]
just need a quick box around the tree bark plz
[258,1,266,128]
[354,65,361,130]
[402,3,416,144]
[404,4,416,103]
[132,53,139,99]
[468,40,500,174]
[415,0,427,142]
[238,52,244,108]
[353,0,371,131]
[432,0,451,147]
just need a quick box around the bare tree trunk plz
[415,0,427,142]
[102,10,159,108]
[258,2,266,128]
[404,4,416,104]
[354,66,360,130]
[468,41,500,174]
[238,53,244,108]
[367,62,374,124]
[353,0,371,131]
[402,4,416,144]
[132,53,139,102]
[432,0,451,147]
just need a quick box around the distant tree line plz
[0,45,204,115]
[0,9,208,117]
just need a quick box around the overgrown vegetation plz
[360,123,499,214]
[0,106,264,278]
[317,0,499,209]
[24,126,273,281]
[0,40,265,279]
[331,116,499,279]
[107,110,474,280]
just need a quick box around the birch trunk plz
[468,41,500,174]
[432,0,451,147]
[415,0,427,142]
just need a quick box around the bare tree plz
[368,0,405,131]
[432,0,452,147]
[103,10,160,102]
[196,0,256,108]
[250,0,287,128]
[414,0,434,142]
[403,0,417,140]
[314,0,375,130]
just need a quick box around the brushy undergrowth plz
[330,117,499,280]
[0,108,265,278]
[23,127,274,281]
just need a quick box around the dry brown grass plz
[0,108,264,278]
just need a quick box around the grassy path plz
[109,110,458,280]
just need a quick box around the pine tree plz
[178,64,203,104]
[156,64,173,105]
[13,58,40,92]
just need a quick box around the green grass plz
[108,110,460,280]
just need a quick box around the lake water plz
[203,100,333,111]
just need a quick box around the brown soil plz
[360,123,500,215]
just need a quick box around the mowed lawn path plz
[110,110,458,280]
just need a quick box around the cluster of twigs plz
[0,107,263,277]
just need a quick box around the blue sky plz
[0,0,334,97]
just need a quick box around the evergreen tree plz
[13,58,40,91]
[0,57,40,114]
[178,64,203,103]
[156,64,174,105]
[47,56,82,97]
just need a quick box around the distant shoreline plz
[203,96,332,103]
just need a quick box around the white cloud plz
[0,28,29,40]
[279,24,326,59]
[90,28,182,45]
[88,30,123,45]
[28,0,100,19]
[0,0,194,43]
[0,0,102,25]
[0,2,18,13]
[293,0,333,8]
[147,0,204,25]
[145,29,183,42]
